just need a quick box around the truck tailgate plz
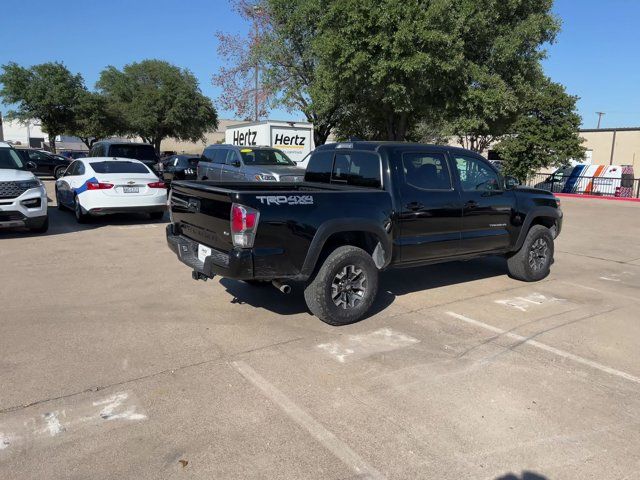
[170,182,234,252]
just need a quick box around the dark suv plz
[88,141,159,172]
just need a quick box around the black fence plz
[525,172,640,198]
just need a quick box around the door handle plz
[465,200,478,209]
[406,202,424,212]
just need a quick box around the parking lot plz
[1,180,640,479]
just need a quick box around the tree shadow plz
[218,256,508,321]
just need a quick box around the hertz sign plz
[225,122,314,164]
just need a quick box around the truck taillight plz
[231,203,259,248]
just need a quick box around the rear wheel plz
[507,225,554,281]
[54,166,66,179]
[304,246,378,326]
[55,188,65,210]
[74,195,89,224]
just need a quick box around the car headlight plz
[254,174,277,182]
[17,180,41,189]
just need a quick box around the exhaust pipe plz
[272,280,291,294]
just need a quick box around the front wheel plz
[54,166,67,179]
[304,246,378,326]
[507,225,554,281]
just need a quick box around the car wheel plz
[74,195,89,224]
[54,166,66,179]
[149,211,164,220]
[507,225,554,281]
[55,188,66,210]
[28,216,49,233]
[304,245,378,326]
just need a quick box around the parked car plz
[55,157,167,223]
[0,142,49,233]
[88,141,159,173]
[535,164,635,197]
[166,142,563,325]
[15,148,71,179]
[160,154,199,185]
[197,145,305,183]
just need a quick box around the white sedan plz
[55,157,167,223]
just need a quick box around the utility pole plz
[254,63,259,122]
[252,3,262,122]
[596,112,605,129]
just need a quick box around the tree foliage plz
[0,62,85,152]
[66,90,124,148]
[98,59,218,153]
[496,79,585,179]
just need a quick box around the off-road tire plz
[507,225,554,281]
[304,245,378,326]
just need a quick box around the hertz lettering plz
[273,133,306,146]
[233,129,257,146]
[256,195,313,206]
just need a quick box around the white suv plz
[0,142,49,233]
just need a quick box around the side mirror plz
[505,176,520,190]
[233,160,241,168]
[26,161,37,171]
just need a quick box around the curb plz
[554,193,640,203]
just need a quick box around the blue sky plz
[1,0,638,129]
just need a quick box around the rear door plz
[395,150,462,262]
[452,153,515,254]
[199,148,223,180]
[220,149,245,181]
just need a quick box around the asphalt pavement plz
[1,182,639,479]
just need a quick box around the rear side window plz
[332,152,381,188]
[90,161,150,174]
[402,152,452,190]
[304,151,334,183]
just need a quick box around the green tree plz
[314,0,467,141]
[0,62,85,153]
[496,79,585,180]
[445,0,560,153]
[66,91,124,148]
[97,60,218,153]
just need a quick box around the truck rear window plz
[305,150,381,188]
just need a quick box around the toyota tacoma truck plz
[166,142,562,325]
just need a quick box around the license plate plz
[123,186,139,193]
[197,244,212,262]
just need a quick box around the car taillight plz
[231,203,259,248]
[86,182,113,190]
[148,181,166,188]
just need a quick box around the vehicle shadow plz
[495,472,548,480]
[0,206,167,239]
[218,256,508,320]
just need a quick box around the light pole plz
[596,112,605,129]
[252,3,262,122]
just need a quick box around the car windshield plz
[90,161,150,174]
[240,148,295,166]
[109,144,157,161]
[0,147,26,170]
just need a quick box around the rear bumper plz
[166,224,254,279]
[88,205,166,215]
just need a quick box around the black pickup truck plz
[166,142,562,325]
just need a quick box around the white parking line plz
[445,312,640,385]
[232,360,386,480]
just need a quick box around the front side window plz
[240,148,295,166]
[402,152,452,190]
[454,155,500,192]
